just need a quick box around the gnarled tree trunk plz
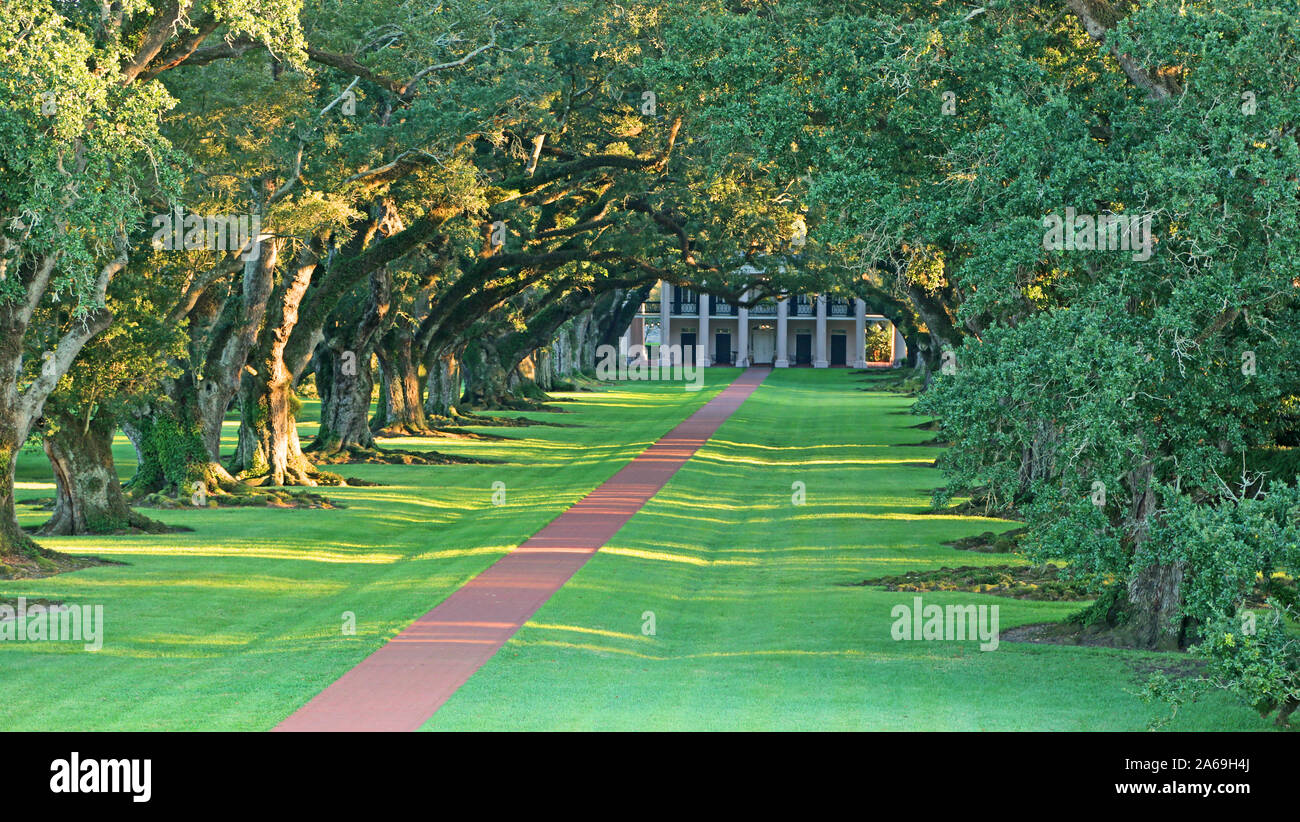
[1123,560,1187,650]
[308,265,391,455]
[459,337,516,409]
[1120,453,1187,650]
[0,249,120,559]
[0,426,38,559]
[373,329,430,434]
[310,345,377,454]
[233,366,322,486]
[121,399,240,500]
[40,410,165,535]
[230,250,332,486]
[423,346,463,422]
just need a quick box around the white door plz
[752,330,775,364]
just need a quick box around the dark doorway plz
[830,334,847,366]
[680,332,696,365]
[715,332,732,365]
[795,333,812,365]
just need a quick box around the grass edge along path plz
[275,368,771,731]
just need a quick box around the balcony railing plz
[647,295,856,318]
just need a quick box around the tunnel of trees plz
[1,0,1297,724]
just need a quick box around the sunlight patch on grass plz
[597,546,756,566]
[411,546,513,561]
[53,544,404,564]
[698,454,938,468]
[523,622,652,642]
[13,481,56,490]
[509,638,894,662]
[12,576,349,595]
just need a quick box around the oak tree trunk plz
[307,262,391,454]
[0,432,39,559]
[459,339,515,409]
[120,402,238,499]
[423,346,462,421]
[230,252,327,486]
[373,330,430,434]
[40,411,165,535]
[1119,454,1187,649]
[1123,561,1187,650]
[234,359,321,486]
[310,345,376,454]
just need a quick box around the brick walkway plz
[276,368,770,731]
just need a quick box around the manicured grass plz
[0,373,731,730]
[2,368,1270,730]
[422,368,1272,731]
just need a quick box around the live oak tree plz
[658,0,1299,685]
[209,1,566,480]
[114,0,524,485]
[912,2,1299,657]
[728,0,1298,660]
[37,257,186,535]
[1,2,171,557]
[1,0,305,552]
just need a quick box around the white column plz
[736,290,750,367]
[698,294,711,367]
[853,299,868,368]
[659,279,672,366]
[814,294,828,368]
[774,295,789,367]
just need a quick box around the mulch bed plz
[844,563,1094,601]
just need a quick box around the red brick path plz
[275,368,770,731]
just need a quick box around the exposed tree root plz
[370,422,443,438]
[476,396,567,413]
[135,486,344,509]
[0,547,123,580]
[38,507,179,537]
[20,497,176,538]
[1000,620,1174,650]
[233,457,345,489]
[926,489,1020,519]
[130,467,346,509]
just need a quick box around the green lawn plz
[0,373,730,730]
[423,369,1272,731]
[1,368,1271,730]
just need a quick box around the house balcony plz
[640,294,848,318]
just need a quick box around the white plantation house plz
[624,278,907,368]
